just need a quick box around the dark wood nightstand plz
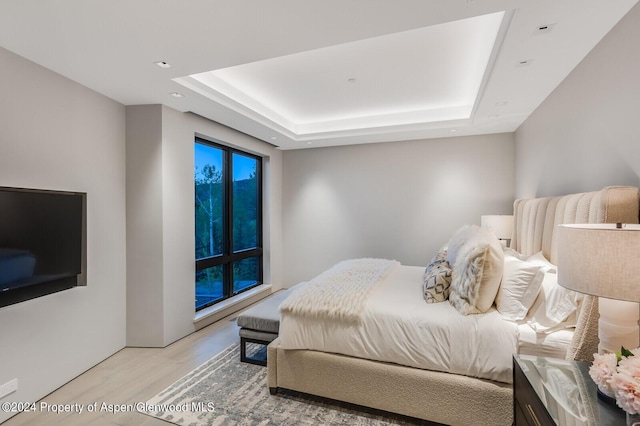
[513,354,626,425]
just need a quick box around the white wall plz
[283,133,515,286]
[0,47,126,422]
[126,105,164,346]
[126,105,283,347]
[515,2,640,198]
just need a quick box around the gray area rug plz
[141,343,426,425]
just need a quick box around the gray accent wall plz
[515,2,640,198]
[0,47,126,423]
[282,133,515,286]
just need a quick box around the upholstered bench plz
[237,288,292,366]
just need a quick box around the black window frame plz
[195,137,263,311]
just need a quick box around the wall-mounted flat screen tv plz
[0,186,86,309]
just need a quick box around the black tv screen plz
[0,187,86,308]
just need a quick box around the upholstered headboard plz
[510,186,640,361]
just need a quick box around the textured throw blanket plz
[279,258,398,324]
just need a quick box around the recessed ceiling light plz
[495,101,508,106]
[306,142,312,145]
[169,92,184,98]
[270,136,277,140]
[154,61,171,69]
[535,24,556,35]
[449,129,457,132]
[347,78,357,83]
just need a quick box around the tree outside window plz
[194,139,262,311]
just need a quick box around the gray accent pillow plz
[423,251,452,303]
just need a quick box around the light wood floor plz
[3,311,241,426]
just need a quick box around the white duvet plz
[279,263,519,384]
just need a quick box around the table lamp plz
[481,215,514,247]
[557,223,640,354]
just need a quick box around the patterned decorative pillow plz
[423,251,453,303]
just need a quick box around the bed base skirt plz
[267,338,513,426]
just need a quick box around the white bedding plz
[279,263,519,383]
[518,323,573,359]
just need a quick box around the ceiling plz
[0,0,637,150]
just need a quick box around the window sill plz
[193,284,272,323]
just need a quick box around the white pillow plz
[495,252,545,321]
[526,251,557,273]
[526,270,582,334]
[446,225,504,314]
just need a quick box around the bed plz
[267,186,640,425]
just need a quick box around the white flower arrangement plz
[589,347,640,414]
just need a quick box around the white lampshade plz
[480,215,514,240]
[557,223,640,302]
[557,223,640,353]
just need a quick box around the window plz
[194,138,262,311]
